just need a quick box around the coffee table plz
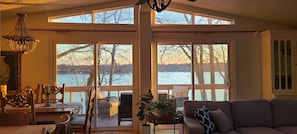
[146,111,184,134]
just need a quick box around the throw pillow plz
[194,106,215,134]
[209,108,234,132]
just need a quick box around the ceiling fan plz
[136,0,196,12]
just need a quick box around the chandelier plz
[2,2,39,54]
[137,0,172,12]
[137,0,196,12]
[148,0,171,12]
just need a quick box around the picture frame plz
[0,51,21,91]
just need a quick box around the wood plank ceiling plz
[1,0,297,28]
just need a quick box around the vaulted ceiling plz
[1,0,297,28]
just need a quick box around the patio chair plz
[97,91,119,118]
[170,85,189,111]
[118,92,132,125]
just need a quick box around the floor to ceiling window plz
[50,3,235,132]
[95,44,133,128]
[193,44,229,101]
[56,43,134,129]
[56,44,94,113]
[156,43,229,103]
[51,6,135,130]
[154,9,233,102]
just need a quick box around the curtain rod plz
[30,28,260,34]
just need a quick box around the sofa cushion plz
[235,127,284,134]
[276,126,297,134]
[194,106,215,134]
[230,99,272,128]
[184,101,232,122]
[209,108,234,132]
[271,99,297,127]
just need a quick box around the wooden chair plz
[54,113,71,134]
[36,83,65,104]
[0,112,33,126]
[0,92,5,113]
[70,87,96,134]
[41,127,51,134]
[0,90,36,125]
[50,83,66,103]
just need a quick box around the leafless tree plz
[157,12,229,101]
[57,8,133,97]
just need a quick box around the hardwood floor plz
[91,130,179,134]
[90,116,183,134]
[92,131,138,134]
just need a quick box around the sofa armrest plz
[184,116,204,134]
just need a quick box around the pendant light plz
[2,0,39,54]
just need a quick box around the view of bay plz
[58,72,226,113]
[57,72,225,86]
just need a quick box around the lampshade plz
[2,13,39,54]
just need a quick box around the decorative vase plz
[45,92,51,106]
[141,124,151,134]
[0,56,9,85]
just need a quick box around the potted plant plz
[136,89,154,134]
[151,99,176,120]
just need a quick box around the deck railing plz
[64,84,228,102]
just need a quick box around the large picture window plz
[156,43,229,102]
[154,10,234,25]
[56,43,133,128]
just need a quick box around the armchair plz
[170,85,189,111]
[97,91,119,118]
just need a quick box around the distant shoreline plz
[57,63,226,74]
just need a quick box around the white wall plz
[0,2,293,99]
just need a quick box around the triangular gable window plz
[94,7,134,24]
[154,10,234,25]
[49,7,134,24]
[155,10,192,24]
[49,13,92,23]
[195,13,234,25]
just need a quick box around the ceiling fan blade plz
[136,0,147,5]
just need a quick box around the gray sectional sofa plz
[183,99,297,134]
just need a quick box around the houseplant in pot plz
[136,89,154,134]
[151,99,175,119]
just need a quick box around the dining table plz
[35,102,83,124]
[0,124,56,134]
[35,102,82,115]
[5,102,83,124]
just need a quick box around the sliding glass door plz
[156,43,229,102]
[56,43,134,129]
[193,44,229,101]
